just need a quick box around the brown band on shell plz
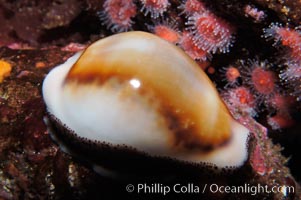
[64,71,230,151]
[62,32,233,149]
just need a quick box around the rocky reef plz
[0,0,300,199]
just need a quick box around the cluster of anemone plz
[263,23,301,101]
[220,22,301,130]
[98,0,300,130]
[220,59,295,130]
[99,0,235,62]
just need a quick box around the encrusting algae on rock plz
[0,60,12,83]
[0,0,301,199]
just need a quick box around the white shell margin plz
[42,52,249,169]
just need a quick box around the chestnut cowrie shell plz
[42,31,249,174]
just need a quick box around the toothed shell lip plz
[45,113,252,177]
[45,114,206,176]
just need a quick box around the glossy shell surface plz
[42,31,249,169]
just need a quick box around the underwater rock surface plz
[0,0,301,199]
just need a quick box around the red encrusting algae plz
[222,86,257,117]
[1,0,301,198]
